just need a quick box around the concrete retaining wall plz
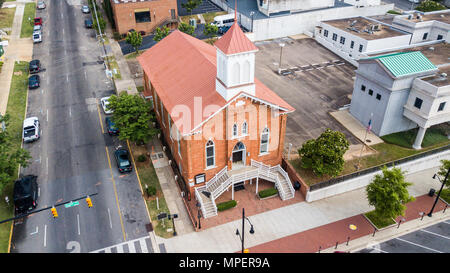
[305,148,450,202]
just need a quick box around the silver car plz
[82,5,90,13]
[37,1,46,9]
[33,25,42,33]
[33,32,42,43]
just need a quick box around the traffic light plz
[86,196,93,208]
[51,207,58,218]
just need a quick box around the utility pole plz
[92,0,110,71]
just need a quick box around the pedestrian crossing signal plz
[51,207,58,218]
[86,196,93,208]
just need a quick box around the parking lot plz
[254,37,360,151]
[358,220,450,253]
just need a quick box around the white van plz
[23,117,40,143]
[211,13,235,28]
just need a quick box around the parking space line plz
[368,246,388,253]
[96,100,105,134]
[395,238,443,253]
[420,229,450,240]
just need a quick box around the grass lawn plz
[0,61,29,253]
[129,143,174,238]
[364,211,396,230]
[125,51,142,60]
[180,11,227,25]
[387,10,401,15]
[20,2,36,38]
[290,139,450,186]
[381,126,449,148]
[0,7,16,31]
[106,56,121,80]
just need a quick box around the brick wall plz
[111,0,178,35]
[282,158,309,198]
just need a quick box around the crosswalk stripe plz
[128,240,136,253]
[116,244,124,253]
[140,239,148,253]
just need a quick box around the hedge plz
[258,188,278,199]
[217,200,237,211]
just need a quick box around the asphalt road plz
[11,0,152,253]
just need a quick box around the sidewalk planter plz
[258,188,279,200]
[217,200,237,212]
[363,211,397,231]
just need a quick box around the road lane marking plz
[66,75,68,83]
[77,214,80,235]
[108,208,113,229]
[46,109,48,122]
[84,71,87,80]
[105,146,127,242]
[394,238,442,253]
[46,157,48,175]
[30,226,38,236]
[420,229,450,240]
[96,100,105,134]
[44,225,47,247]
[69,107,71,117]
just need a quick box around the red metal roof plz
[138,30,294,135]
[214,22,258,55]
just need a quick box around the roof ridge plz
[175,30,217,62]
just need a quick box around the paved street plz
[10,0,153,253]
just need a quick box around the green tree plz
[437,159,450,187]
[126,31,143,54]
[181,0,202,16]
[298,128,349,177]
[366,166,415,220]
[416,0,447,12]
[178,22,195,36]
[203,23,218,38]
[107,93,158,144]
[153,26,170,42]
[0,114,31,193]
[92,15,106,34]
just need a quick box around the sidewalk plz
[0,1,33,116]
[157,166,448,253]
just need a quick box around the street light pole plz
[278,42,285,75]
[250,11,255,33]
[428,167,450,217]
[236,208,254,253]
[92,0,109,71]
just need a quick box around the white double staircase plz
[194,160,295,219]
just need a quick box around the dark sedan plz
[85,19,93,28]
[114,148,132,173]
[105,117,119,135]
[29,59,41,74]
[28,75,40,89]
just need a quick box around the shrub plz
[146,185,156,196]
[258,188,278,199]
[217,200,237,211]
[113,32,122,41]
[137,154,147,162]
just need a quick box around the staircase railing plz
[194,187,207,218]
[205,165,228,192]
[270,165,295,198]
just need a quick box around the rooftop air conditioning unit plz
[408,14,413,19]
[350,20,357,27]
[429,47,434,51]
[441,73,447,78]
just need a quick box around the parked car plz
[22,117,40,143]
[29,59,41,74]
[85,19,93,28]
[82,5,90,13]
[105,116,119,135]
[28,75,40,89]
[114,148,132,173]
[32,32,42,43]
[33,24,42,33]
[100,96,113,114]
[34,17,43,26]
[37,1,46,9]
[13,175,38,214]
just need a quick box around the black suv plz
[13,175,38,214]
[28,75,40,89]
[29,60,41,74]
[85,19,93,28]
[114,148,132,173]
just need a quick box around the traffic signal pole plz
[0,193,98,224]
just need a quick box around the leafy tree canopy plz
[416,0,447,12]
[298,128,349,177]
[153,26,170,42]
[203,23,218,38]
[366,166,415,220]
[438,159,450,187]
[126,31,143,54]
[181,0,202,15]
[178,22,195,36]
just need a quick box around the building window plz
[340,36,345,45]
[154,94,158,115]
[414,97,423,109]
[361,85,366,91]
[437,35,443,40]
[359,44,363,52]
[232,123,238,137]
[135,11,151,23]
[260,128,269,154]
[438,102,446,112]
[376,93,381,100]
[332,33,337,41]
[242,121,248,135]
[206,140,215,168]
[171,9,176,20]
[422,33,428,40]
[368,89,373,96]
[324,29,328,37]
[160,99,165,126]
[350,41,354,49]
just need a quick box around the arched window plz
[242,121,248,135]
[260,128,269,154]
[233,62,240,85]
[206,140,215,168]
[232,123,238,137]
[243,60,250,83]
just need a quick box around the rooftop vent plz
[441,73,447,78]
[350,20,358,27]
[429,47,434,51]
[408,14,413,19]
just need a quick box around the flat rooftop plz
[405,12,450,24]
[420,66,450,87]
[322,17,409,40]
[368,42,450,66]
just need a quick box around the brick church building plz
[138,21,296,218]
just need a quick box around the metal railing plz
[194,187,208,218]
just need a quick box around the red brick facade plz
[111,0,178,35]
[146,74,289,197]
